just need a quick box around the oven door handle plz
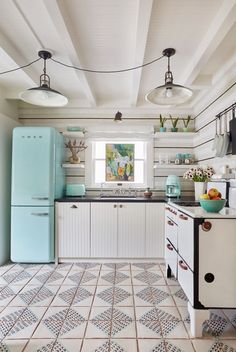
[167,220,174,226]
[179,260,188,271]
[179,213,188,221]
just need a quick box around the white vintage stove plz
[165,181,236,337]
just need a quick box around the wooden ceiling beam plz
[182,0,236,86]
[130,0,153,107]
[43,0,97,107]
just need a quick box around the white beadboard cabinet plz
[118,203,145,257]
[56,201,165,260]
[91,202,118,257]
[145,203,165,257]
[57,202,90,259]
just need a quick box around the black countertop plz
[56,196,196,203]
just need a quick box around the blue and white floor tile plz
[0,261,235,351]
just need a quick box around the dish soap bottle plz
[144,187,152,198]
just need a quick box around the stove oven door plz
[198,219,236,308]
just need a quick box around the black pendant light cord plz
[0,55,164,75]
[50,55,164,73]
[0,57,41,75]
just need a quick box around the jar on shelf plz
[175,153,182,164]
[184,153,191,164]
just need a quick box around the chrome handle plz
[114,204,117,208]
[71,205,78,209]
[166,243,173,251]
[179,260,188,271]
[179,214,188,220]
[119,204,123,208]
[32,197,49,200]
[31,212,49,216]
[167,220,174,226]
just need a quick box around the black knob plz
[204,273,215,283]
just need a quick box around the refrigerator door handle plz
[32,197,49,200]
[31,212,49,216]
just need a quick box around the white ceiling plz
[0,0,236,118]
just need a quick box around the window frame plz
[85,137,153,189]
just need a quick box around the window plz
[88,140,151,188]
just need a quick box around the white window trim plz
[85,137,153,189]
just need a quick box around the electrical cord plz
[0,57,41,75]
[0,55,164,75]
[50,55,164,73]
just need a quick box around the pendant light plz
[19,50,68,107]
[114,111,123,123]
[145,48,192,105]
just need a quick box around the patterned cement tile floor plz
[0,261,235,351]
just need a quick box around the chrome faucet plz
[100,182,105,197]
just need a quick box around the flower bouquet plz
[183,166,214,200]
[183,166,214,182]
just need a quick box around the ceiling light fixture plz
[145,48,193,105]
[114,111,123,123]
[19,50,68,107]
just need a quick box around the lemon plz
[200,194,210,200]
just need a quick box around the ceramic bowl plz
[199,199,226,213]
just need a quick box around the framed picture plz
[105,143,134,182]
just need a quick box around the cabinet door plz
[118,203,145,258]
[57,202,90,258]
[91,202,118,257]
[199,219,236,307]
[177,210,194,270]
[146,203,165,258]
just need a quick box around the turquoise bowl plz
[199,199,226,213]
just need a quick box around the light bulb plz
[165,87,173,98]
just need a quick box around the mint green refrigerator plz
[11,127,64,262]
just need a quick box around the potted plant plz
[170,114,179,132]
[159,114,167,132]
[182,115,191,132]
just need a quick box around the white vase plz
[194,182,206,201]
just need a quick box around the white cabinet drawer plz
[165,215,177,249]
[177,255,193,305]
[165,239,178,279]
[177,211,194,270]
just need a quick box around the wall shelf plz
[154,132,195,139]
[62,163,85,169]
[63,131,85,138]
[153,164,195,169]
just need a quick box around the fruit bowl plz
[199,199,226,213]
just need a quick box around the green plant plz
[182,115,191,128]
[159,114,167,128]
[170,114,179,128]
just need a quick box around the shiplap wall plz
[194,85,236,173]
[153,133,194,195]
[20,117,196,194]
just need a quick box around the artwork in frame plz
[106,143,134,181]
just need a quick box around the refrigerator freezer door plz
[11,206,54,263]
[11,127,55,206]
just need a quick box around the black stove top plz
[172,201,200,207]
